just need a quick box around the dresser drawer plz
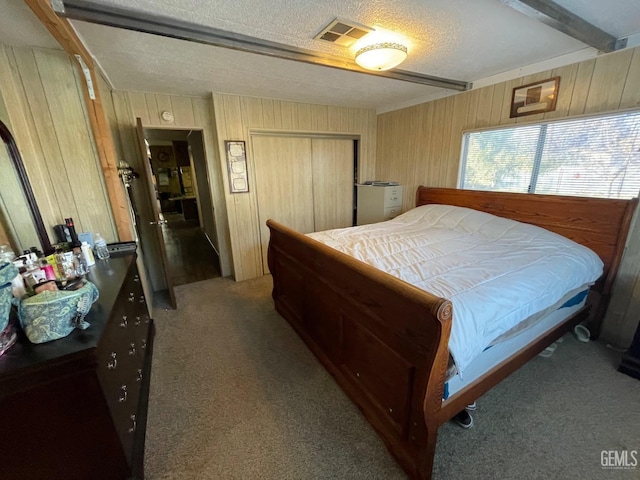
[97,339,143,467]
[97,340,143,405]
[384,206,402,220]
[95,262,151,468]
[384,187,403,207]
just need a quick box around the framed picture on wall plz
[225,140,249,193]
[510,77,560,118]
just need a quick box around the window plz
[459,111,640,199]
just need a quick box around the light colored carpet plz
[145,275,640,480]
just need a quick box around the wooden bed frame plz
[266,187,637,479]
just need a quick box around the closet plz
[252,135,354,274]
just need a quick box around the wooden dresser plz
[0,254,155,480]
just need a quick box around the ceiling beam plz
[51,0,471,91]
[504,0,626,53]
[26,0,134,242]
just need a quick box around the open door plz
[132,118,176,309]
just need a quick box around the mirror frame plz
[0,119,52,254]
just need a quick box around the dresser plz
[356,184,404,225]
[0,254,154,480]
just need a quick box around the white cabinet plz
[356,185,403,225]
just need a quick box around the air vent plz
[314,18,372,47]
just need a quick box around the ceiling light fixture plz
[52,0,471,90]
[355,42,408,71]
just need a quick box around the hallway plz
[161,214,220,286]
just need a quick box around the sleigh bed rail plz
[267,219,452,478]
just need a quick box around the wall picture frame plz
[225,140,249,193]
[510,77,560,118]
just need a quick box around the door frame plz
[143,125,226,260]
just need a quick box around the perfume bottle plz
[65,218,80,247]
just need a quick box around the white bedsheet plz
[308,204,603,377]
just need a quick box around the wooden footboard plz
[267,219,452,478]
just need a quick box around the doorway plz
[143,128,221,286]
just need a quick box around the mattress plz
[443,289,588,400]
[308,204,603,377]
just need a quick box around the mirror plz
[0,119,52,254]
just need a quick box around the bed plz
[266,187,637,479]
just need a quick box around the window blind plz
[460,111,640,199]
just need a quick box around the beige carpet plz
[145,275,640,480]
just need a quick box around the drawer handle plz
[134,316,141,326]
[107,352,117,370]
[133,275,140,282]
[139,295,145,304]
[129,343,136,356]
[119,384,128,402]
[120,316,128,328]
[136,368,143,382]
[144,315,149,324]
[389,196,398,200]
[128,293,135,303]
[128,414,137,433]
[141,339,147,350]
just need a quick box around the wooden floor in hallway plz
[161,214,220,286]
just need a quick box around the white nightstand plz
[356,185,403,225]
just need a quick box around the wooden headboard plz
[416,187,638,295]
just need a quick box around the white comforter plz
[308,204,603,377]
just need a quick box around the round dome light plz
[355,42,408,71]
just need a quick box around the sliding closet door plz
[311,138,354,232]
[253,135,314,274]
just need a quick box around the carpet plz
[145,275,640,480]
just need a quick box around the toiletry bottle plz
[39,257,57,281]
[73,249,88,276]
[81,241,96,267]
[65,218,80,247]
[94,233,110,260]
[52,248,66,280]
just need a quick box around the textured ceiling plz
[3,0,640,112]
[0,0,59,50]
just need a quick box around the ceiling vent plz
[314,18,372,47]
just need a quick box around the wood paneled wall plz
[376,46,640,347]
[0,45,117,244]
[212,94,377,281]
[100,88,233,277]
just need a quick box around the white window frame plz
[457,108,640,198]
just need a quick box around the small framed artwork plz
[510,77,560,118]
[225,140,249,193]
